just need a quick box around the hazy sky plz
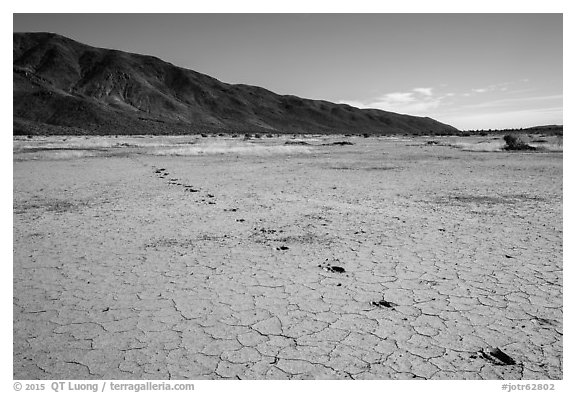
[13,13,563,130]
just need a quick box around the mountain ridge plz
[13,32,460,135]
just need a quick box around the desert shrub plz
[503,134,535,151]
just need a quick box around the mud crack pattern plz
[13,137,562,379]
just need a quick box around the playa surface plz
[13,134,563,379]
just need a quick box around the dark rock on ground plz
[371,299,397,308]
[488,347,516,365]
[325,265,346,273]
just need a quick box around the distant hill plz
[462,125,563,136]
[13,32,459,136]
[524,125,563,134]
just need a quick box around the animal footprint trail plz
[153,166,201,193]
[152,167,224,207]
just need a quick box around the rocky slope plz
[14,32,459,135]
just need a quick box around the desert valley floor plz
[13,134,563,380]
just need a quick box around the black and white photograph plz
[9,4,568,388]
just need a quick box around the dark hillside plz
[14,32,459,135]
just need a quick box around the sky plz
[13,13,563,130]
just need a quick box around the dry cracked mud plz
[13,135,562,379]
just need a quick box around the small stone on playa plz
[488,347,516,365]
[372,299,396,308]
[326,265,346,273]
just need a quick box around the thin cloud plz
[469,80,529,95]
[413,87,433,96]
[339,83,562,127]
[384,92,415,104]
[340,87,444,115]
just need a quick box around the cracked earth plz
[13,135,562,379]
